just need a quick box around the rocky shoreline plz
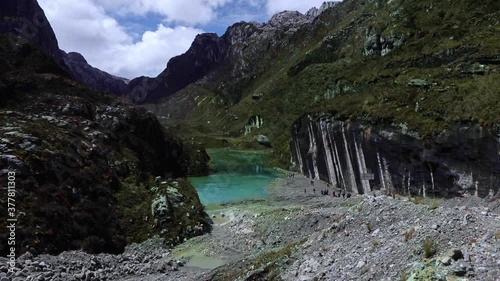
[1,176,499,281]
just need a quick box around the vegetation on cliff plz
[145,0,500,167]
[0,35,210,256]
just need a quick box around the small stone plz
[439,256,452,266]
[481,231,494,243]
[445,249,464,261]
[451,264,467,276]
[85,271,94,281]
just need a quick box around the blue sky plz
[38,0,333,79]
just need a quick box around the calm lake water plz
[189,149,280,205]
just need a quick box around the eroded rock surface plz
[291,115,500,197]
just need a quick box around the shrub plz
[400,270,409,281]
[428,199,441,210]
[423,237,437,258]
[403,227,416,242]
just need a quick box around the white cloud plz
[109,25,203,79]
[266,0,329,15]
[38,0,332,79]
[38,0,203,78]
[95,0,236,25]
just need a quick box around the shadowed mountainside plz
[0,35,211,256]
[0,0,130,96]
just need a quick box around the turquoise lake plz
[189,149,280,205]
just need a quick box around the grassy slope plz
[153,0,500,167]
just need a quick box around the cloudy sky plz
[38,0,332,79]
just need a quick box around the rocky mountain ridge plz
[0,0,343,104]
[127,2,339,104]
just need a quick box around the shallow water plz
[189,149,280,205]
[173,247,225,270]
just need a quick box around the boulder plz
[255,135,272,148]
[407,78,433,87]
[166,187,184,204]
[444,249,464,261]
[151,195,172,219]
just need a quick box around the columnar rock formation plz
[291,115,500,197]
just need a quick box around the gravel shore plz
[1,175,499,281]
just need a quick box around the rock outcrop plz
[305,1,338,18]
[291,114,500,197]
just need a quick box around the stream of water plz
[189,149,280,205]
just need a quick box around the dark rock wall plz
[127,33,230,103]
[0,0,63,63]
[0,0,129,96]
[63,52,129,96]
[291,115,500,198]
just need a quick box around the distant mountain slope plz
[144,0,499,163]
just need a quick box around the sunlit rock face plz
[291,114,500,198]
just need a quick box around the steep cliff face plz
[291,115,500,197]
[0,0,129,96]
[0,0,63,63]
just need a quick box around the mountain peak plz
[305,1,338,18]
[66,52,88,64]
[268,10,309,28]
